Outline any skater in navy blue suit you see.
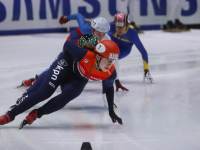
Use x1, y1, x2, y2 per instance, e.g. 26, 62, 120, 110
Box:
0, 35, 123, 128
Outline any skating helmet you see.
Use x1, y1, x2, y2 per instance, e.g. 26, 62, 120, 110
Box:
95, 40, 119, 60
78, 34, 99, 48
113, 12, 130, 27
91, 17, 110, 33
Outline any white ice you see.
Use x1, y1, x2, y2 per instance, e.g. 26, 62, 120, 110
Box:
0, 30, 200, 150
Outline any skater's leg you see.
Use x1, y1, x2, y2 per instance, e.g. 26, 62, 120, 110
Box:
8, 53, 72, 120
23, 71, 46, 95
18, 76, 88, 128
37, 76, 88, 118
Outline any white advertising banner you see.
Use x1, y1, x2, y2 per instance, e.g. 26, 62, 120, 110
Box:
0, 0, 200, 34
127, 0, 200, 25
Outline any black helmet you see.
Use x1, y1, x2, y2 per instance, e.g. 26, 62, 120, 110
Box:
78, 34, 99, 48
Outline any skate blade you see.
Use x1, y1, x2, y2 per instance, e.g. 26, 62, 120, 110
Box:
113, 103, 118, 108
182, 29, 190, 31
163, 29, 182, 32
137, 30, 144, 34
15, 85, 23, 89
24, 88, 29, 92
19, 119, 28, 130
15, 86, 29, 92
10, 104, 16, 109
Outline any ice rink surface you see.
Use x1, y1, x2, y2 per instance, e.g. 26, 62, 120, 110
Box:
0, 30, 200, 150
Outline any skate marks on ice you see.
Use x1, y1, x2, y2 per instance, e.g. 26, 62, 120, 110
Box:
119, 50, 200, 76
0, 63, 49, 76
0, 31, 200, 150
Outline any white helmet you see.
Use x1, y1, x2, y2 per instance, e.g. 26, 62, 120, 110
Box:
91, 17, 110, 33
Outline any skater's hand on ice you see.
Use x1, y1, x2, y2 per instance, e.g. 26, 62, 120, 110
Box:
109, 108, 123, 125
143, 69, 154, 84
115, 79, 129, 91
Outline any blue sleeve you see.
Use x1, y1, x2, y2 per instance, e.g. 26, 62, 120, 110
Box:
63, 41, 87, 61
68, 13, 92, 35
131, 28, 148, 63
103, 69, 117, 108
69, 30, 79, 44
109, 22, 116, 34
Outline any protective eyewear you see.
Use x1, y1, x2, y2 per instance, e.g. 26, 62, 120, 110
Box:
115, 26, 126, 29
100, 56, 116, 64
95, 31, 106, 36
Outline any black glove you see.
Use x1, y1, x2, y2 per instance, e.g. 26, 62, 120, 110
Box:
115, 79, 129, 91
59, 16, 68, 25
109, 108, 123, 125
143, 69, 154, 84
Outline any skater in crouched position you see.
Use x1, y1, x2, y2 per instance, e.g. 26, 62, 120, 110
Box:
0, 35, 122, 128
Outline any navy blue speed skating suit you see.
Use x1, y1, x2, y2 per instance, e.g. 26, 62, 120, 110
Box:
8, 41, 116, 120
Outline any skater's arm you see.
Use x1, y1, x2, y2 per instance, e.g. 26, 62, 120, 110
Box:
104, 69, 123, 124
103, 69, 117, 108
69, 30, 80, 44
63, 41, 88, 61
131, 28, 149, 70
109, 22, 117, 34
68, 13, 92, 35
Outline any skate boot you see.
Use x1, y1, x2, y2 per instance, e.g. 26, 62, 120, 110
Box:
175, 19, 190, 31
16, 74, 38, 88
0, 113, 12, 125
163, 21, 181, 32
115, 79, 129, 91
19, 109, 38, 129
